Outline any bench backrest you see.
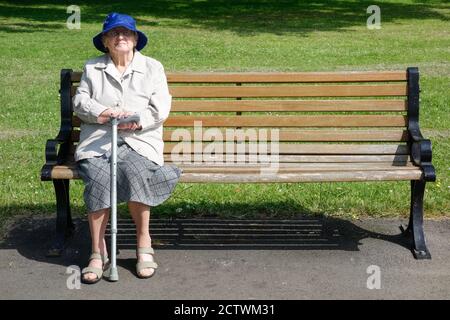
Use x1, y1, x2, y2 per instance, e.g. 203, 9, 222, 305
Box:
63, 68, 419, 165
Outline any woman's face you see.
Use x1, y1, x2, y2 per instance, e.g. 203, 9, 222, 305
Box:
102, 27, 138, 55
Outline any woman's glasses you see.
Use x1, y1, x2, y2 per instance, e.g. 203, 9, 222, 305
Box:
105, 29, 136, 38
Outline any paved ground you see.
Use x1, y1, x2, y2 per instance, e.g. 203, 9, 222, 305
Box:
0, 216, 449, 300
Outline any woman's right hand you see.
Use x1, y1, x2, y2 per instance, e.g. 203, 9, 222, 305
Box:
97, 108, 134, 124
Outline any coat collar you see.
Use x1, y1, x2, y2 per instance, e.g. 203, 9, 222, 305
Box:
94, 51, 146, 80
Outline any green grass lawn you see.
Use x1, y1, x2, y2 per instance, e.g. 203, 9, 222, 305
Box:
0, 0, 449, 233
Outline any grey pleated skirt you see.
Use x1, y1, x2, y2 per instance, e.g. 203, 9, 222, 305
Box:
77, 140, 182, 213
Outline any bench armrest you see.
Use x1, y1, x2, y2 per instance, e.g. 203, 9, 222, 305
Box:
41, 69, 75, 181
44, 136, 70, 165
41, 133, 72, 181
407, 67, 436, 182
408, 128, 435, 182
410, 128, 431, 164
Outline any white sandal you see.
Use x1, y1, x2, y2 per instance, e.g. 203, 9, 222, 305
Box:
136, 247, 158, 279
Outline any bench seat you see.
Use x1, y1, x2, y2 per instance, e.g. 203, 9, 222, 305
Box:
46, 162, 423, 183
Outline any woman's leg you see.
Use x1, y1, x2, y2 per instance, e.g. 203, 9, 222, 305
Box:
83, 208, 110, 282
128, 201, 155, 277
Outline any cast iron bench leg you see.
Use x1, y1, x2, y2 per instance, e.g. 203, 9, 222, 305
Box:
46, 179, 75, 257
402, 180, 431, 259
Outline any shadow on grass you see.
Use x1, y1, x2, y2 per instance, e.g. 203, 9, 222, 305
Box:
0, 201, 415, 270
0, 0, 448, 35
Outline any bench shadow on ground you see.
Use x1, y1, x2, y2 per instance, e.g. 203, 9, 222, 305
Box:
0, 202, 414, 273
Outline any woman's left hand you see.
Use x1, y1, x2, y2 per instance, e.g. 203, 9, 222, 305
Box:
118, 111, 142, 131
118, 121, 141, 131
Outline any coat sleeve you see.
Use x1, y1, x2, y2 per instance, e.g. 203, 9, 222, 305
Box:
138, 62, 172, 131
72, 65, 109, 124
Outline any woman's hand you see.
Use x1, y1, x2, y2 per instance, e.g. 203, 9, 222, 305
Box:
118, 120, 141, 131
97, 109, 141, 131
98, 108, 128, 124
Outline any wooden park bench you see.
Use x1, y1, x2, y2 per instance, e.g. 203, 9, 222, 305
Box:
41, 67, 435, 259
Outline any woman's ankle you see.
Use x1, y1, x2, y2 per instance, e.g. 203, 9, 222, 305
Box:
91, 243, 108, 258
136, 233, 152, 249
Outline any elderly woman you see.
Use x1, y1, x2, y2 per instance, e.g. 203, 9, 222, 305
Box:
73, 12, 181, 284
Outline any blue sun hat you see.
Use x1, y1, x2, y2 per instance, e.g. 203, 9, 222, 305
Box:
93, 12, 148, 53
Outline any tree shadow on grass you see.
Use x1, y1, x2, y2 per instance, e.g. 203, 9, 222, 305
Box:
0, 0, 448, 35
0, 201, 415, 270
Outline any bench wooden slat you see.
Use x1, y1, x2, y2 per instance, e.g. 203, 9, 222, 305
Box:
63, 152, 411, 165
167, 71, 407, 83
179, 163, 417, 173
164, 143, 409, 155
71, 84, 408, 98
164, 115, 407, 127
71, 72, 81, 82
51, 162, 417, 171
164, 129, 408, 142
179, 170, 422, 183
50, 166, 79, 179
70, 71, 408, 83
69, 87, 408, 112
171, 99, 407, 112
48, 163, 419, 181
170, 84, 407, 98
70, 129, 408, 143
177, 162, 416, 168
72, 115, 407, 128
68, 143, 409, 157
165, 154, 411, 163
72, 116, 80, 127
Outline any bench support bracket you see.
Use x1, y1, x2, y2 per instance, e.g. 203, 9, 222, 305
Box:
46, 179, 75, 257
401, 180, 431, 259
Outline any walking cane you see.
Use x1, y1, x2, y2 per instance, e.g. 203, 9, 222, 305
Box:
107, 113, 141, 282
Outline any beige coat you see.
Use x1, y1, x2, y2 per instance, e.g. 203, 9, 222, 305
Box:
72, 51, 172, 165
